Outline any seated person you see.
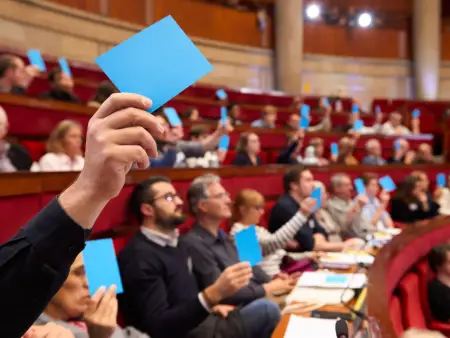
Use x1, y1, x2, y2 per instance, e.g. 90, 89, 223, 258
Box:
183, 174, 293, 304
326, 173, 373, 239
0, 54, 39, 94
332, 137, 358, 165
40, 67, 81, 103
148, 115, 180, 168
230, 189, 314, 277
302, 146, 319, 165
182, 107, 202, 122
0, 106, 32, 172
428, 244, 450, 322
390, 175, 439, 224
434, 174, 450, 216
380, 111, 419, 136
362, 139, 386, 165
227, 103, 243, 126
290, 95, 302, 110
413, 143, 437, 164
277, 131, 304, 165
308, 138, 329, 166
412, 170, 436, 208
285, 113, 300, 131
251, 105, 276, 128
119, 177, 281, 338
87, 81, 117, 108
360, 173, 393, 231
269, 166, 362, 251
333, 112, 354, 133
185, 124, 221, 168
34, 254, 147, 338
23, 323, 74, 338
387, 138, 415, 164
36, 120, 84, 172
307, 105, 332, 132
232, 132, 262, 166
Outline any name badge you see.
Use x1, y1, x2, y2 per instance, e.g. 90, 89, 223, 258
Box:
309, 220, 315, 229
187, 256, 193, 274
409, 203, 418, 211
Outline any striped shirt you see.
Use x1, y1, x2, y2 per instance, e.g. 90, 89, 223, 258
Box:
230, 211, 306, 277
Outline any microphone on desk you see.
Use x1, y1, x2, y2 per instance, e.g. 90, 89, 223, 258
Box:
335, 319, 349, 338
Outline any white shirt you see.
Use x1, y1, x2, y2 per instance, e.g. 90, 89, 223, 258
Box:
437, 188, 450, 216
380, 122, 411, 136
37, 153, 84, 172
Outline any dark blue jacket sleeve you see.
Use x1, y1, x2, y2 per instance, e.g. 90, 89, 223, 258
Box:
277, 142, 297, 164
150, 149, 177, 168
0, 198, 88, 338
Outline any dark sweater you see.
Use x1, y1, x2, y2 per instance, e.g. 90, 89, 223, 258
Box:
428, 278, 450, 322
390, 196, 439, 224
40, 89, 81, 104
277, 141, 298, 165
232, 152, 262, 166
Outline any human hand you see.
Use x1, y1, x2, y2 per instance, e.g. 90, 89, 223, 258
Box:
165, 126, 184, 143
343, 238, 365, 251
23, 323, 75, 338
357, 194, 369, 207
404, 150, 416, 164
213, 305, 236, 318
300, 197, 317, 216
217, 118, 234, 136
84, 285, 118, 338
379, 190, 391, 206
264, 278, 294, 295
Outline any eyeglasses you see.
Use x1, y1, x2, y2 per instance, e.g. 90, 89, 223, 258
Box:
151, 192, 181, 203
208, 192, 231, 200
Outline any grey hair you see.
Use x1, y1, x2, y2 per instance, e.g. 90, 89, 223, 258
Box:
187, 173, 221, 216
330, 173, 349, 192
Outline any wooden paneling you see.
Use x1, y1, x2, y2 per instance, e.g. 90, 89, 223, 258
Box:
304, 23, 410, 59
46, 0, 102, 14
304, 0, 412, 12
441, 20, 450, 60
108, 0, 147, 26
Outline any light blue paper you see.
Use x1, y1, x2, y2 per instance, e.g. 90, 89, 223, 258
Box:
330, 143, 338, 156
394, 139, 401, 150
325, 275, 348, 284
412, 109, 420, 118
27, 49, 46, 72
220, 106, 227, 126
95, 16, 213, 113
299, 114, 310, 129
379, 175, 397, 193
234, 225, 263, 267
354, 178, 366, 195
218, 135, 230, 150
58, 57, 72, 78
216, 89, 227, 100
352, 104, 359, 114
323, 98, 329, 107
301, 104, 310, 117
437, 173, 446, 188
353, 119, 364, 131
310, 187, 322, 211
82, 239, 123, 296
164, 107, 182, 127
376, 106, 381, 114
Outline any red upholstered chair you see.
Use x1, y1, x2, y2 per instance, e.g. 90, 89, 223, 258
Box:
259, 151, 267, 164
20, 140, 46, 162
389, 294, 404, 336
222, 150, 236, 166
261, 200, 276, 229
398, 272, 427, 330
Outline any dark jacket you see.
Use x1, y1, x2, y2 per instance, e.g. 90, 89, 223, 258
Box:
8, 142, 33, 170
232, 153, 262, 166
40, 89, 82, 104
390, 196, 439, 224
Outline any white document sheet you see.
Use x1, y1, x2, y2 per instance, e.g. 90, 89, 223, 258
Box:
284, 315, 336, 338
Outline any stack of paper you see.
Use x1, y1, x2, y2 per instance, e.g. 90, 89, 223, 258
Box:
320, 252, 374, 269
297, 271, 367, 289
286, 287, 355, 305
284, 315, 336, 338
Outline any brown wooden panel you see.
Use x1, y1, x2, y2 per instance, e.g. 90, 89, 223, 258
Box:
304, 23, 410, 59
154, 0, 273, 48
304, 0, 412, 12
46, 0, 102, 14
108, 0, 147, 26
441, 20, 450, 60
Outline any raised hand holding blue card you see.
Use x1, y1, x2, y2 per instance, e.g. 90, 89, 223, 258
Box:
354, 178, 366, 195
95, 16, 213, 113
379, 175, 397, 192
323, 98, 329, 107
164, 107, 182, 127
58, 57, 72, 78
82, 239, 123, 296
394, 139, 401, 150
412, 109, 420, 118
376, 106, 381, 114
218, 135, 230, 150
220, 106, 228, 126
216, 89, 227, 100
353, 119, 364, 131
352, 104, 359, 114
310, 187, 322, 211
331, 143, 338, 156
299, 114, 310, 129
27, 49, 46, 71
437, 173, 446, 188
234, 226, 263, 267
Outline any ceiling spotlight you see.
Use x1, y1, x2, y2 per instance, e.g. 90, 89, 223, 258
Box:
358, 12, 372, 28
306, 4, 321, 20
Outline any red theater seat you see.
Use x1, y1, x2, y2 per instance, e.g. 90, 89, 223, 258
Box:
20, 140, 46, 162
398, 272, 427, 329
389, 294, 404, 336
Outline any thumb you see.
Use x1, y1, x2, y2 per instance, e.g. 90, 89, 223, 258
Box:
90, 286, 107, 308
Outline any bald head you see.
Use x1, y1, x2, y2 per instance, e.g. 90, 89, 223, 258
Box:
0, 105, 8, 139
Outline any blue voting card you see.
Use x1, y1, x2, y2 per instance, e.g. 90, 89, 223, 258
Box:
376, 105, 381, 114
301, 104, 310, 117
323, 97, 329, 107
352, 104, 359, 114
58, 57, 72, 78
220, 106, 227, 126
95, 16, 213, 113
164, 107, 182, 127
353, 119, 364, 131
234, 225, 263, 267
394, 139, 401, 150
216, 89, 227, 100
218, 135, 230, 150
310, 187, 322, 211
325, 275, 348, 284
27, 49, 46, 72
299, 113, 310, 129
331, 142, 338, 156
379, 175, 397, 192
354, 178, 366, 195
82, 239, 123, 296
412, 109, 420, 118
437, 173, 446, 188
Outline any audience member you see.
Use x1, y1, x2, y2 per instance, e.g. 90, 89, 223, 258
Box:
380, 111, 419, 135
428, 244, 450, 322
333, 137, 358, 165
227, 103, 243, 126
360, 173, 393, 230
308, 106, 332, 132
120, 176, 279, 338
251, 105, 276, 128
0, 106, 32, 172
183, 174, 293, 304
390, 175, 439, 224
414, 143, 437, 164
291, 95, 302, 110
285, 113, 300, 131
186, 125, 221, 168
435, 174, 450, 216
35, 254, 148, 337
333, 112, 355, 133
362, 139, 386, 165
326, 173, 373, 239
40, 67, 81, 103
277, 131, 303, 165
23, 323, 75, 338
412, 170, 435, 205
0, 54, 39, 94
302, 146, 319, 165
232, 132, 262, 166
269, 166, 362, 251
149, 115, 179, 168
182, 107, 202, 122
87, 81, 117, 108
387, 138, 415, 164
37, 120, 84, 172
230, 189, 313, 277
308, 138, 329, 166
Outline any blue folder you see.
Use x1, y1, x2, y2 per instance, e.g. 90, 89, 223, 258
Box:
27, 49, 46, 71
234, 226, 263, 267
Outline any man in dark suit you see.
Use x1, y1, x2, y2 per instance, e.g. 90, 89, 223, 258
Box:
0, 93, 164, 337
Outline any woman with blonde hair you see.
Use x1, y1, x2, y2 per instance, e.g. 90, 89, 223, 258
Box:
37, 120, 84, 171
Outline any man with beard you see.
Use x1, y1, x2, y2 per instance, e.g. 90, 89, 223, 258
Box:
118, 177, 264, 338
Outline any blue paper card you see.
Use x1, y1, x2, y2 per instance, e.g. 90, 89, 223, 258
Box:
95, 16, 213, 113
216, 89, 227, 100
379, 175, 397, 192
234, 225, 263, 267
218, 135, 230, 150
352, 104, 359, 114
220, 106, 227, 126
301, 104, 310, 117
412, 109, 420, 118
58, 57, 72, 78
330, 143, 338, 156
27, 49, 46, 72
310, 187, 322, 211
354, 178, 366, 195
323, 98, 329, 107
164, 107, 182, 127
325, 275, 348, 284
437, 173, 446, 188
82, 239, 123, 296
376, 106, 381, 114
353, 119, 364, 131
299, 113, 310, 129
394, 139, 401, 150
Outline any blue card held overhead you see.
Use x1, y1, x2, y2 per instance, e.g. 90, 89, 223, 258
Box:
301, 104, 310, 117
218, 135, 230, 150
220, 106, 227, 126
376, 105, 381, 114
299, 113, 310, 129
216, 89, 227, 100
95, 16, 213, 113
310, 187, 322, 211
330, 142, 339, 156
82, 239, 123, 296
379, 175, 397, 193
323, 97, 330, 107
437, 173, 446, 188
234, 225, 263, 267
58, 57, 72, 78
354, 178, 366, 195
164, 107, 182, 127
352, 104, 359, 114
27, 49, 46, 72
412, 109, 420, 118
353, 119, 364, 132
